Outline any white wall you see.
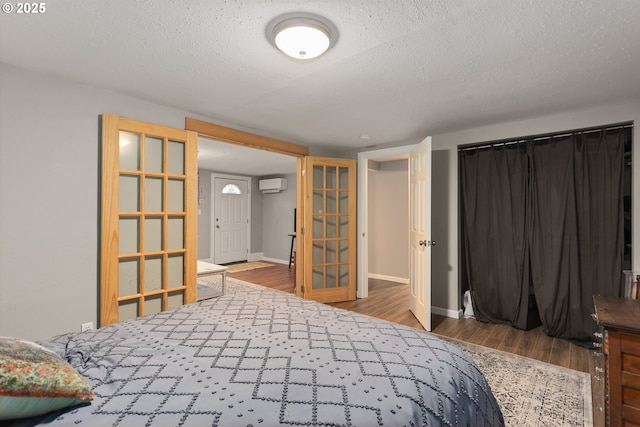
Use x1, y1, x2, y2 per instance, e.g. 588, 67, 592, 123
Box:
429, 100, 640, 314
367, 160, 409, 281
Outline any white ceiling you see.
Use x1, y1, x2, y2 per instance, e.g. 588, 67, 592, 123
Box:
1, 0, 639, 175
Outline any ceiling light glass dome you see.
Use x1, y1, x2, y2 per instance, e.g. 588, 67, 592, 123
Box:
267, 13, 338, 61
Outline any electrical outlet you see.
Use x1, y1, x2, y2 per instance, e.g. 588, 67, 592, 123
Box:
81, 322, 94, 332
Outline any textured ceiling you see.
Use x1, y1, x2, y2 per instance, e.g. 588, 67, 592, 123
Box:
1, 0, 639, 174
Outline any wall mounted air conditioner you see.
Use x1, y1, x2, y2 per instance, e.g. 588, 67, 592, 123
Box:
259, 178, 287, 193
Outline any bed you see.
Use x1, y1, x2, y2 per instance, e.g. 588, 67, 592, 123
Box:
4, 281, 504, 426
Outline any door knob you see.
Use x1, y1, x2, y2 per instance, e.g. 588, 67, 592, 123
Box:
419, 240, 427, 247
429, 240, 436, 246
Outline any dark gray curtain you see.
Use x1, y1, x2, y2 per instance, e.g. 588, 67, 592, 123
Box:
460, 127, 628, 341
529, 129, 627, 340
459, 144, 531, 329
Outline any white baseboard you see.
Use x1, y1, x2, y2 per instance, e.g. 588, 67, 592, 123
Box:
367, 273, 409, 285
432, 306, 463, 319
261, 256, 289, 265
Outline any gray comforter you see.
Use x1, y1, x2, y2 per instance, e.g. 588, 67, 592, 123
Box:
25, 285, 504, 426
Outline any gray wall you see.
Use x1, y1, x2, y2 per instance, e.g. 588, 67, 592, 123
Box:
261, 173, 297, 263
367, 160, 409, 280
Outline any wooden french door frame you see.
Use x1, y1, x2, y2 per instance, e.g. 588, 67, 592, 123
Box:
101, 114, 198, 326
296, 156, 357, 303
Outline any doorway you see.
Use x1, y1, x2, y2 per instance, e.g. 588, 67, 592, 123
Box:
356, 139, 433, 330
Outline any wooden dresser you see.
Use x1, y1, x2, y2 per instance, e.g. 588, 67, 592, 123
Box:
593, 295, 640, 426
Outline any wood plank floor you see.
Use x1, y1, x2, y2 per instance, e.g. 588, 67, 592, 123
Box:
228, 261, 602, 424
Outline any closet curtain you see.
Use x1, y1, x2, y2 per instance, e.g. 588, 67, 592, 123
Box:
460, 127, 629, 341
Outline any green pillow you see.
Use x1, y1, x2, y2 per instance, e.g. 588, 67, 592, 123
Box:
0, 337, 93, 420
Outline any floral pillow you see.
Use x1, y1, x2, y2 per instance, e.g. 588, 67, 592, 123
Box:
0, 337, 93, 420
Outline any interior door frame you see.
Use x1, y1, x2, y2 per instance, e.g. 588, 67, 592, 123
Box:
356, 144, 417, 298
210, 173, 252, 264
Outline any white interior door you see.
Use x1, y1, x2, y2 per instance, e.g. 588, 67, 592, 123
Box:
213, 177, 248, 264
409, 136, 432, 331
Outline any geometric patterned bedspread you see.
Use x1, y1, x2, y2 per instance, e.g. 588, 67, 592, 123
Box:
21, 285, 504, 426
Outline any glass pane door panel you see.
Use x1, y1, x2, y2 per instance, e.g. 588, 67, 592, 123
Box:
339, 240, 349, 262
312, 241, 324, 264
312, 216, 323, 238
119, 132, 140, 171
339, 216, 349, 237
326, 265, 336, 288
326, 166, 336, 189
313, 191, 324, 214
168, 141, 185, 175
326, 240, 336, 263
119, 218, 139, 254
326, 216, 337, 238
339, 265, 349, 287
168, 217, 184, 250
312, 267, 324, 289
118, 258, 139, 296
144, 256, 163, 292
168, 254, 184, 287
339, 167, 349, 189
339, 192, 348, 213
144, 295, 162, 315
145, 178, 164, 212
118, 299, 139, 322
313, 166, 324, 188
326, 191, 336, 213
120, 176, 139, 212
145, 137, 164, 173
168, 291, 184, 309
144, 217, 163, 252
168, 179, 184, 212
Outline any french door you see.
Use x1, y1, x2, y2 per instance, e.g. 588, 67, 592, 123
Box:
100, 114, 198, 326
296, 157, 356, 303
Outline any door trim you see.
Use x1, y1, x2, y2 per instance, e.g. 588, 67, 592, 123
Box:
210, 173, 252, 264
356, 144, 418, 298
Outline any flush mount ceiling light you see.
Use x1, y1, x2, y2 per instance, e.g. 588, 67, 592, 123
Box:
267, 13, 338, 61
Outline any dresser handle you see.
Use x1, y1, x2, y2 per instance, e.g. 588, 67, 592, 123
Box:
591, 313, 598, 321
595, 367, 604, 373
593, 342, 602, 349
593, 331, 603, 339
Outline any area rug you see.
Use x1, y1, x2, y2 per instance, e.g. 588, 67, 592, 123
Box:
197, 277, 593, 427
441, 336, 593, 427
225, 261, 274, 273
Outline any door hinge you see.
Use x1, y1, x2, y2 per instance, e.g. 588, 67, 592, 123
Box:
301, 285, 305, 294
301, 227, 305, 235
